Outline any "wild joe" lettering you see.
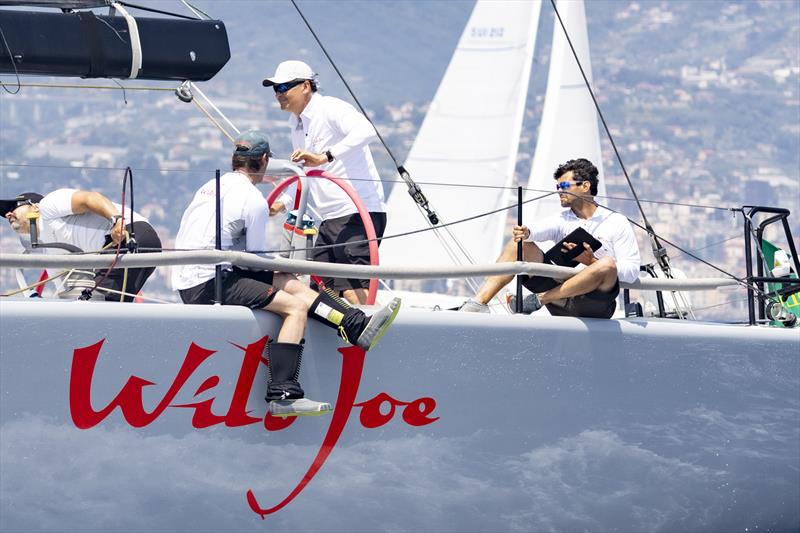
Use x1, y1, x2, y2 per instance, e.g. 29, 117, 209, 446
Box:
68, 337, 438, 518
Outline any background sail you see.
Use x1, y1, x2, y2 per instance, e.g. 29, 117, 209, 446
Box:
526, 0, 605, 224
381, 0, 541, 277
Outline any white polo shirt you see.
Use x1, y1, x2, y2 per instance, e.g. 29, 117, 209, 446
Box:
527, 206, 641, 284
36, 188, 146, 253
286, 92, 387, 221
171, 171, 270, 290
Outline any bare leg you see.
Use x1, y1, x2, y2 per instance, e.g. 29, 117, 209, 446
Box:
274, 273, 321, 307
539, 257, 618, 305
342, 287, 368, 305
263, 291, 309, 343
475, 240, 544, 304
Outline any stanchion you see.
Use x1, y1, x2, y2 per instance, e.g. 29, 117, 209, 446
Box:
516, 186, 523, 313
214, 169, 223, 305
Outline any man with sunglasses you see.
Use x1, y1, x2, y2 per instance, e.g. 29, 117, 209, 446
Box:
459, 158, 640, 319
1, 189, 161, 301
263, 60, 388, 305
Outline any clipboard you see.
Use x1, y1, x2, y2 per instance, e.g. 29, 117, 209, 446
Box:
543, 227, 603, 267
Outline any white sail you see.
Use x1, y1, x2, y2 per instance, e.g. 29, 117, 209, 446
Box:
526, 0, 606, 223
381, 0, 542, 275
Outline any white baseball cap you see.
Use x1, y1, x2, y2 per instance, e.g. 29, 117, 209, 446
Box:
262, 60, 315, 87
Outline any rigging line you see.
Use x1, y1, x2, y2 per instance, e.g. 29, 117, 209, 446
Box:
110, 78, 128, 104
246, 193, 554, 256
191, 97, 235, 142
0, 82, 175, 91
91, 285, 175, 303
0, 24, 21, 94
0, 158, 752, 214
179, 0, 211, 20
0, 162, 213, 174
289, 0, 440, 227
670, 235, 741, 259
691, 296, 751, 313
592, 198, 750, 289
288, 0, 400, 171
412, 199, 483, 294
0, 270, 68, 297
115, 1, 199, 20
549, 0, 669, 268
95, 16, 128, 44
188, 82, 240, 136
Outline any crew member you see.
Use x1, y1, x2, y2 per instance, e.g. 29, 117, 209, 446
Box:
263, 60, 388, 305
171, 130, 401, 418
459, 158, 640, 319
1, 189, 162, 301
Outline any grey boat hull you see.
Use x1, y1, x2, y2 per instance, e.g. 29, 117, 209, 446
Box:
1, 300, 798, 532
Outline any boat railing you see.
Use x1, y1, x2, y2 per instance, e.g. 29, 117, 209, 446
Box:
0, 249, 741, 293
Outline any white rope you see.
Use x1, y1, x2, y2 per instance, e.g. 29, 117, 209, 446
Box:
111, 2, 142, 79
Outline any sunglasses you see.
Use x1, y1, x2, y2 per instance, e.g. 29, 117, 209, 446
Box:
556, 180, 586, 191
273, 79, 306, 94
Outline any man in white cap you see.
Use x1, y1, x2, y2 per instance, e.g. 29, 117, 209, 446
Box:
263, 60, 388, 305
172, 130, 401, 418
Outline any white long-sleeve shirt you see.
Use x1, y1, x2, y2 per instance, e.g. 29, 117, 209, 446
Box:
285, 93, 387, 220
171, 172, 269, 290
527, 206, 641, 284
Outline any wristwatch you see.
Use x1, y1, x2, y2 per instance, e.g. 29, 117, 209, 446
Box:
324, 150, 334, 163
109, 215, 122, 226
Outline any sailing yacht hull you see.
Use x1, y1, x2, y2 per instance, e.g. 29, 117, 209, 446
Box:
1, 300, 797, 531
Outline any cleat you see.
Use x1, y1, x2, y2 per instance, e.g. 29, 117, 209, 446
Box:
457, 298, 490, 313
269, 398, 332, 418
506, 293, 542, 315
356, 297, 402, 351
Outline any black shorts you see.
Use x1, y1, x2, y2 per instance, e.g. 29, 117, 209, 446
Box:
312, 211, 387, 292
521, 276, 620, 319
96, 221, 161, 302
179, 267, 277, 309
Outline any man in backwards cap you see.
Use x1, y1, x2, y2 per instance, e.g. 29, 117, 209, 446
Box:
172, 130, 401, 418
1, 189, 161, 301
263, 60, 388, 305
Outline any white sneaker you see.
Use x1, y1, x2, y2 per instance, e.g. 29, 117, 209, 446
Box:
457, 298, 489, 313
269, 398, 332, 418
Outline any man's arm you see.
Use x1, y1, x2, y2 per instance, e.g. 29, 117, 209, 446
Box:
325, 100, 378, 159
290, 100, 377, 167
70, 190, 125, 244
611, 217, 641, 283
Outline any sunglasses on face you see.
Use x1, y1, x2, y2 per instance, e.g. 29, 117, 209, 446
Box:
273, 79, 306, 94
556, 180, 586, 191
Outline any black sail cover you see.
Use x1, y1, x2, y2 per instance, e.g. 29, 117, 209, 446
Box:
0, 7, 230, 81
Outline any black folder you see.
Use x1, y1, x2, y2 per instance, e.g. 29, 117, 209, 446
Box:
522, 227, 605, 293
543, 227, 603, 267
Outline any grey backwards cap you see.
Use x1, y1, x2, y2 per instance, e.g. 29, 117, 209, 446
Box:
233, 130, 272, 158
